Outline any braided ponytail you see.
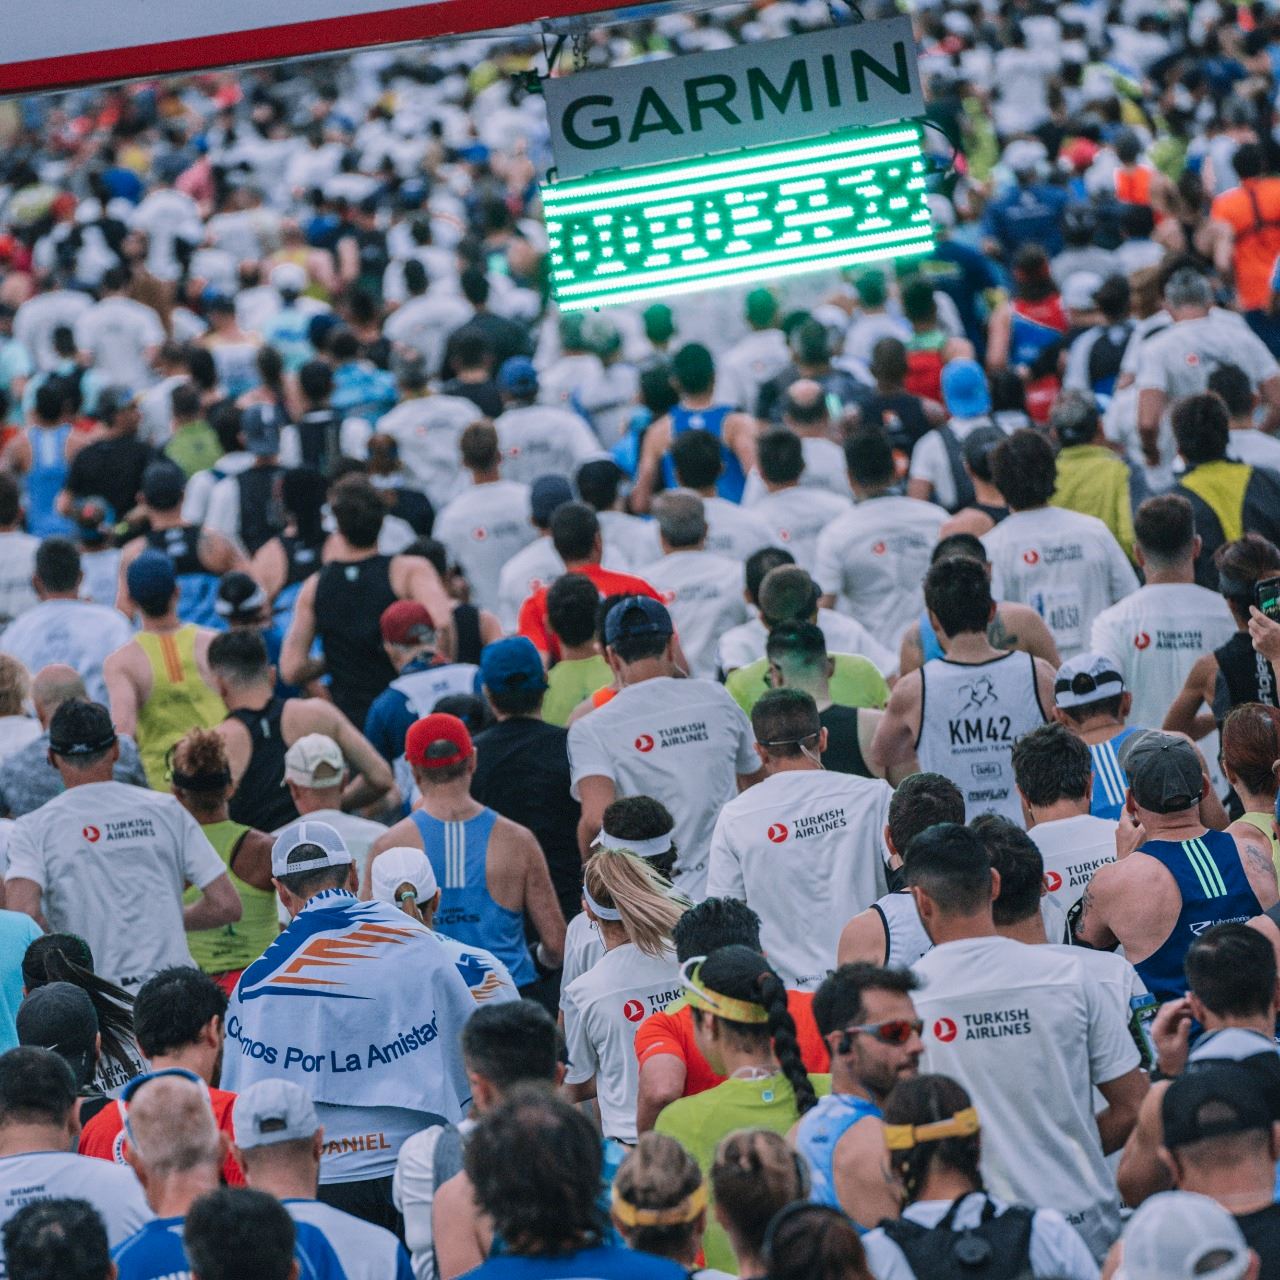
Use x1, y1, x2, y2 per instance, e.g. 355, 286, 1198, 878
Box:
756, 968, 818, 1116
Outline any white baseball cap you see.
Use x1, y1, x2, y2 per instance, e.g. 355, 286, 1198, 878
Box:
371, 847, 438, 906
1054, 652, 1125, 709
269, 262, 307, 294
284, 734, 344, 789
1117, 1191, 1252, 1280
232, 1079, 319, 1150
270, 820, 354, 878
1062, 271, 1104, 312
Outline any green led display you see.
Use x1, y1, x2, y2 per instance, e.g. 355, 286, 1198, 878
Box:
542, 123, 935, 312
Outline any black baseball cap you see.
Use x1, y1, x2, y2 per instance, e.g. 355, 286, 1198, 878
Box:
48, 700, 117, 758
604, 596, 673, 647
16, 982, 99, 1088
1162, 1062, 1273, 1149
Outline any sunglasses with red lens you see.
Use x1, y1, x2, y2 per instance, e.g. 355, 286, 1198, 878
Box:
845, 1018, 924, 1046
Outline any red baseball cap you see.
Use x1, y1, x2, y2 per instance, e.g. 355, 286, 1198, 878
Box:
405, 714, 473, 770
380, 600, 437, 646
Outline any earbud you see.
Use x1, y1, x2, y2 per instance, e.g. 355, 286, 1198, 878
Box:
837, 1032, 853, 1055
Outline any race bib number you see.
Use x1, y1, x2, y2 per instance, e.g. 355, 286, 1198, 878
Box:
1031, 589, 1084, 651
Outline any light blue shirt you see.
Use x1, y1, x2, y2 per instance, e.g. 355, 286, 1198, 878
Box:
0, 910, 47, 1051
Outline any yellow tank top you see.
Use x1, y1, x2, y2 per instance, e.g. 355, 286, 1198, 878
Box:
134, 626, 226, 789
1239, 810, 1280, 879
184, 819, 280, 974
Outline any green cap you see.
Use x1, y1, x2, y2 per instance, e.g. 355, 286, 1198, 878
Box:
745, 288, 778, 328
644, 303, 675, 344
856, 269, 887, 308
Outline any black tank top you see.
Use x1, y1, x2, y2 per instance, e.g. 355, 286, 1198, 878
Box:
280, 534, 322, 590
1214, 631, 1278, 723
976, 502, 1010, 526
314, 555, 398, 727
453, 603, 483, 666
235, 465, 285, 555
227, 698, 298, 831
146, 525, 203, 575
295, 409, 343, 475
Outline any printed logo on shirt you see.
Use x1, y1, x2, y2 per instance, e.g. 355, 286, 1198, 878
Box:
767, 823, 789, 843
1044, 871, 1063, 892
959, 676, 998, 712
472, 526, 488, 541
636, 722, 711, 750
1022, 549, 1040, 565
659, 590, 678, 604
80, 818, 156, 843
778, 528, 792, 542
623, 998, 645, 1022
635, 734, 655, 752
82, 825, 100, 842
933, 1017, 958, 1042
1143, 629, 1205, 650
1134, 632, 1151, 650
1059, 855, 1115, 888
1186, 352, 1200, 366
872, 540, 887, 555
953, 1008, 1033, 1040
781, 809, 849, 841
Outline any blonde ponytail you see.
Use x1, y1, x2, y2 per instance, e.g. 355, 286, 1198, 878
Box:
584, 848, 685, 958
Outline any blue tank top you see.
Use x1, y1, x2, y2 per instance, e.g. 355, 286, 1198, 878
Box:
1089, 728, 1139, 821
794, 1093, 882, 1227
26, 425, 74, 537
1134, 830, 1264, 1003
661, 404, 746, 502
410, 807, 536, 987
1009, 311, 1062, 369
918, 610, 945, 664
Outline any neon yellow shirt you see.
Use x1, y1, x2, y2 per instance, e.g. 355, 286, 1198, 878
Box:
543, 655, 612, 727
134, 626, 226, 788
726, 654, 889, 716
184, 820, 279, 974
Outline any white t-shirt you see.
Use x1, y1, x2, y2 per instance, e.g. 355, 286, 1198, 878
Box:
717, 608, 896, 677
862, 1193, 1099, 1280
742, 436, 855, 506
1135, 311, 1278, 403
0, 1150, 152, 1275
1228, 428, 1280, 469
707, 769, 893, 990
1029, 813, 1118, 919
702, 496, 774, 564
383, 292, 473, 377
597, 510, 660, 570
494, 404, 601, 488
910, 417, 1013, 513
561, 941, 682, 1143
982, 508, 1139, 659
568, 676, 757, 900
14, 291, 93, 371
137, 374, 186, 448
0, 719, 40, 764
0, 600, 133, 707
639, 550, 749, 680
0, 534, 38, 626
285, 1198, 410, 1280
1089, 583, 1235, 735
5, 781, 227, 990
912, 935, 1139, 1260
496, 537, 561, 634
73, 297, 165, 391
748, 486, 853, 574
717, 329, 790, 413
561, 910, 606, 991
130, 189, 203, 281
373, 395, 481, 510
434, 480, 536, 614
815, 495, 949, 648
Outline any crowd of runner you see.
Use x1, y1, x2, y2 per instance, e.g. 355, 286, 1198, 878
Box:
3, 0, 1280, 1277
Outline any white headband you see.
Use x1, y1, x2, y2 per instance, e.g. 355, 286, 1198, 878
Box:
591, 830, 673, 860
583, 883, 623, 921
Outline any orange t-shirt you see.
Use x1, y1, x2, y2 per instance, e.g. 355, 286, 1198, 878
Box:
634, 992, 829, 1096
517, 563, 662, 660
79, 1083, 245, 1186
1211, 177, 1280, 310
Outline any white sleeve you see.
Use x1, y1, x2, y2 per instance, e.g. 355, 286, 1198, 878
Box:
1029, 1209, 1101, 1280
203, 478, 241, 540
861, 1231, 918, 1280
73, 310, 95, 354
393, 1126, 443, 1280
1063, 332, 1093, 392
706, 810, 746, 901
729, 699, 760, 775
907, 434, 943, 487
561, 984, 598, 1085
1088, 606, 1126, 669
3, 819, 45, 890
813, 528, 844, 598
567, 717, 617, 797
1104, 534, 1140, 604
179, 807, 231, 891
1082, 959, 1141, 1085
1133, 339, 1167, 393
183, 471, 214, 525
341, 417, 372, 460
139, 306, 165, 348
1240, 329, 1280, 384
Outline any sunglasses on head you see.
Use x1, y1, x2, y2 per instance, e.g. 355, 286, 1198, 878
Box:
841, 1018, 923, 1046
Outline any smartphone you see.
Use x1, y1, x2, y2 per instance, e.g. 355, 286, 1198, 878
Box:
1256, 576, 1280, 621
1128, 994, 1158, 1072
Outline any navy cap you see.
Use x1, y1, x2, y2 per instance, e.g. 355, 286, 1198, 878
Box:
531, 475, 574, 527
604, 596, 674, 647
141, 461, 185, 510
498, 356, 539, 397
17, 982, 98, 1087
126, 550, 177, 611
478, 637, 548, 696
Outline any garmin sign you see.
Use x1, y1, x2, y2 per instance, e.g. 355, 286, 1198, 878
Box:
544, 17, 924, 179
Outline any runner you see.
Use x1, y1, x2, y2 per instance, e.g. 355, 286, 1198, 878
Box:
365, 713, 565, 994
871, 557, 1055, 821
707, 689, 893, 990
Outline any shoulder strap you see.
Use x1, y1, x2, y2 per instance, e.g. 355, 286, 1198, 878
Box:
1240, 184, 1280, 238
432, 1123, 465, 1187
453, 603, 482, 666
938, 427, 976, 512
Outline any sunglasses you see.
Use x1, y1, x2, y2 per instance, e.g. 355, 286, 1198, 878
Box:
117, 1067, 212, 1154
843, 1018, 924, 1046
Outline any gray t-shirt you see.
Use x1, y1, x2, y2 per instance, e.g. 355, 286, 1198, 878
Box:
1135, 311, 1278, 400
0, 733, 148, 819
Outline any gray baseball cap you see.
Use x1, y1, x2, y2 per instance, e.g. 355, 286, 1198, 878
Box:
1118, 731, 1203, 814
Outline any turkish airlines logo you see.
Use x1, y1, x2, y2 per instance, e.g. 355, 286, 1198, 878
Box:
871, 541, 887, 556
933, 1017, 958, 1043
1186, 352, 1200, 366
634, 734, 655, 753
659, 590, 677, 605
623, 999, 645, 1022
82, 826, 100, 843
1022, 549, 1040, 566
767, 823, 789, 843
1044, 871, 1063, 892
472, 527, 488, 541
1134, 632, 1151, 650
779, 528, 792, 542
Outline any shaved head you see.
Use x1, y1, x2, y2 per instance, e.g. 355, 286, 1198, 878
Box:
31, 666, 85, 723
782, 379, 827, 426
126, 1076, 221, 1176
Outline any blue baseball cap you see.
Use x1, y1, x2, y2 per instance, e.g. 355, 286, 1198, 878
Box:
478, 637, 548, 696
941, 359, 991, 419
604, 596, 673, 647
126, 550, 176, 611
498, 356, 539, 397
530, 475, 574, 527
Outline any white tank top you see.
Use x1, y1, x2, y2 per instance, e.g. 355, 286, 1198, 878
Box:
871, 890, 932, 969
916, 651, 1046, 827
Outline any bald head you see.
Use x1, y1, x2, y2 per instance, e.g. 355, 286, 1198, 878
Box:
654, 488, 707, 550
31, 666, 85, 726
782, 379, 827, 428
125, 1076, 222, 1178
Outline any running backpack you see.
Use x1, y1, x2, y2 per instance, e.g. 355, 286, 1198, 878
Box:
878, 1195, 1035, 1280
1087, 322, 1134, 406
938, 426, 977, 514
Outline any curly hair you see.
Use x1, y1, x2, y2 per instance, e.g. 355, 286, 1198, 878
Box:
170, 728, 232, 817
465, 1086, 604, 1256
